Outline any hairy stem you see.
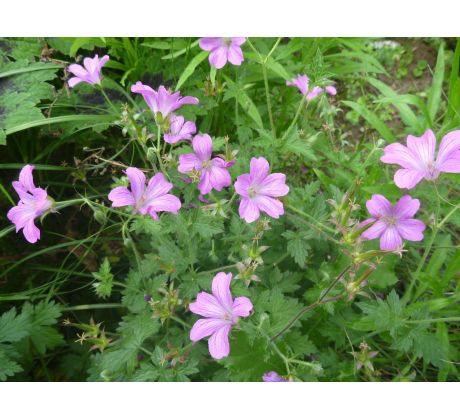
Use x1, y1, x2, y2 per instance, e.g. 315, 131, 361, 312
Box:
271, 265, 351, 341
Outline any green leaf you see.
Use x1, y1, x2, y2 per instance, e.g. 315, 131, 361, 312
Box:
0, 307, 30, 343
367, 77, 422, 131
175, 50, 208, 90
282, 230, 313, 268
223, 77, 263, 129
21, 301, 64, 354
0, 350, 23, 381
342, 100, 395, 141
0, 59, 59, 142
427, 43, 445, 122
4, 115, 114, 136
161, 40, 199, 60
92, 258, 114, 299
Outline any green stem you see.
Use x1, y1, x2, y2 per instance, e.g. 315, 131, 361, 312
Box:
198, 264, 237, 275
63, 303, 124, 311
99, 86, 118, 115
271, 267, 350, 342
155, 124, 168, 175
171, 315, 190, 329
405, 317, 460, 324
262, 63, 276, 138
282, 95, 308, 141
404, 185, 441, 301
286, 204, 336, 234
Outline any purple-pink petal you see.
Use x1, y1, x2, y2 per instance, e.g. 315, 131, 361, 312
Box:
234, 174, 251, 197
189, 292, 225, 318
108, 186, 135, 207
258, 173, 289, 197
199, 37, 222, 51
262, 371, 287, 382
250, 157, 270, 183
239, 197, 261, 223
254, 195, 285, 219
178, 153, 201, 173
148, 194, 181, 215
125, 167, 146, 203
361, 219, 387, 240
208, 324, 231, 359
192, 134, 213, 161
396, 219, 425, 241
211, 272, 234, 312
227, 45, 244, 66
190, 318, 226, 342
232, 297, 253, 317
437, 130, 460, 172
366, 194, 392, 218
393, 168, 425, 189
380, 226, 403, 250
393, 195, 420, 219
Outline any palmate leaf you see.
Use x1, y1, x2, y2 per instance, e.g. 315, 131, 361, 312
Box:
0, 307, 30, 343
0, 59, 59, 145
0, 350, 23, 381
92, 258, 114, 299
101, 313, 160, 376
221, 331, 281, 381
20, 301, 64, 355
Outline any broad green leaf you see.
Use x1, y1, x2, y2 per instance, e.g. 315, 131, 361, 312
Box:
427, 43, 445, 122
175, 50, 208, 90
367, 77, 422, 131
224, 77, 263, 129
342, 100, 395, 141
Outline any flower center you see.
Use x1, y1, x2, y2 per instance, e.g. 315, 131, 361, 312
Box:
248, 185, 258, 198
425, 160, 439, 179
223, 38, 233, 46
385, 215, 398, 226
202, 160, 212, 169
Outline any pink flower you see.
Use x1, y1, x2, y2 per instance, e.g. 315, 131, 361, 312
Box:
360, 194, 426, 250
164, 115, 196, 144
68, 54, 109, 88
234, 157, 289, 223
108, 167, 181, 220
178, 134, 232, 195
286, 74, 310, 96
325, 85, 337, 95
286, 74, 337, 100
380, 129, 460, 189
7, 165, 53, 243
189, 272, 253, 359
199, 37, 246, 69
262, 371, 287, 382
131, 82, 199, 119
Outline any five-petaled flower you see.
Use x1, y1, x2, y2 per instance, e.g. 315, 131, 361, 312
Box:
235, 157, 289, 223
131, 82, 199, 120
380, 129, 460, 189
262, 371, 287, 382
189, 272, 253, 359
108, 167, 181, 220
7, 165, 53, 244
360, 194, 426, 251
199, 38, 246, 69
286, 74, 337, 100
68, 54, 109, 88
178, 134, 232, 195
164, 115, 197, 144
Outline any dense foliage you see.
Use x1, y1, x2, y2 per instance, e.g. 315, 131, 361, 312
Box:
0, 37, 459, 382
